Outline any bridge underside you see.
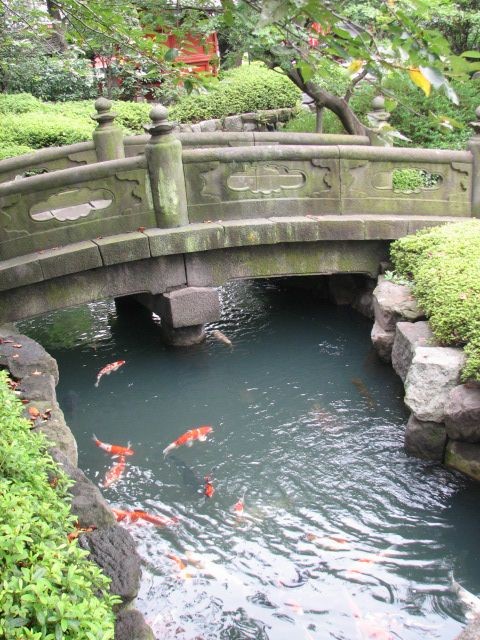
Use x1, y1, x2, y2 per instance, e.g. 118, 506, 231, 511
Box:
0, 215, 466, 323
0, 239, 389, 323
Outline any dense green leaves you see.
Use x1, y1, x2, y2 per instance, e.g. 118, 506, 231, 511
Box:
390, 221, 480, 381
0, 371, 119, 639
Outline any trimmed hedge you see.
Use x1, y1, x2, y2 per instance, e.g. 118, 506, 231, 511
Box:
169, 63, 301, 123
390, 221, 480, 381
0, 114, 94, 149
0, 144, 34, 160
0, 370, 119, 639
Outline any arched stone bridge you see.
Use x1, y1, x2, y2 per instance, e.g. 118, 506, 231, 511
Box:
0, 100, 479, 335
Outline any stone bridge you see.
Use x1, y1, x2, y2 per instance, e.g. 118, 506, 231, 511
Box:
0, 99, 479, 340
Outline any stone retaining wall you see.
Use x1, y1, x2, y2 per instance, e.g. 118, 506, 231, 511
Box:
371, 276, 480, 481
174, 107, 296, 133
0, 324, 154, 640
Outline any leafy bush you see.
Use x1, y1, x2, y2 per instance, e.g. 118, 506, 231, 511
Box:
390, 220, 480, 381
169, 63, 301, 123
3, 53, 97, 102
391, 168, 441, 192
0, 94, 44, 115
0, 114, 94, 149
0, 143, 34, 160
0, 370, 119, 639
386, 74, 480, 150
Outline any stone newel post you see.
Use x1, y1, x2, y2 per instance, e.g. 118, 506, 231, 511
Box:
144, 105, 188, 228
469, 105, 480, 218
91, 97, 125, 162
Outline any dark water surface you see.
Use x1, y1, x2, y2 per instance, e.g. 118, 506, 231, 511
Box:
20, 279, 480, 640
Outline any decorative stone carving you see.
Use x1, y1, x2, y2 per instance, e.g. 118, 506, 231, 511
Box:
226, 164, 306, 195
30, 188, 113, 222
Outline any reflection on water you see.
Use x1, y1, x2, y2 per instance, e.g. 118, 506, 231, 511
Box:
19, 279, 480, 640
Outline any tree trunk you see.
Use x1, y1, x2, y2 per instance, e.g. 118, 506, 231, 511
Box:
45, 0, 68, 52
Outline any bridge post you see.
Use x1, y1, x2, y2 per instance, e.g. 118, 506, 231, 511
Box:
91, 97, 125, 162
469, 105, 480, 218
144, 105, 189, 228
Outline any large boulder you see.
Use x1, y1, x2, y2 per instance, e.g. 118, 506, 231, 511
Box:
445, 440, 480, 482
372, 279, 424, 331
50, 448, 116, 529
445, 384, 480, 443
392, 321, 436, 383
0, 331, 59, 383
404, 414, 447, 461
79, 525, 142, 606
115, 609, 155, 640
371, 321, 395, 362
405, 347, 466, 423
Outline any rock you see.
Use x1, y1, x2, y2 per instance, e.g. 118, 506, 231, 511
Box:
30, 402, 78, 466
223, 115, 243, 132
160, 323, 206, 346
50, 448, 116, 529
454, 615, 480, 640
445, 440, 480, 482
160, 286, 221, 328
445, 384, 480, 443
352, 290, 374, 319
328, 274, 359, 306
0, 332, 59, 383
404, 414, 447, 461
405, 347, 466, 423
199, 119, 221, 132
17, 372, 57, 404
372, 279, 424, 331
79, 526, 141, 606
371, 320, 395, 362
115, 608, 155, 640
190, 123, 202, 133
392, 321, 436, 383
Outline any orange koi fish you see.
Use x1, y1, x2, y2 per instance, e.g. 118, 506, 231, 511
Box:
345, 545, 395, 579
163, 425, 213, 456
204, 475, 215, 499
102, 455, 126, 488
167, 553, 187, 571
94, 360, 125, 387
112, 508, 179, 527
92, 434, 135, 457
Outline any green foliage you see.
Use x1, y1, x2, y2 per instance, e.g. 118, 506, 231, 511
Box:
391, 168, 441, 192
0, 114, 94, 149
0, 143, 34, 160
0, 93, 44, 115
169, 63, 301, 123
387, 74, 480, 150
0, 370, 119, 639
2, 50, 97, 102
390, 221, 480, 381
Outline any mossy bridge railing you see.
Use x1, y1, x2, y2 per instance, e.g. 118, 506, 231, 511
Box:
0, 99, 479, 323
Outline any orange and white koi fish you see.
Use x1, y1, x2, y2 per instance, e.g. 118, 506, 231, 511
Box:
212, 330, 233, 348
167, 553, 194, 579
102, 455, 126, 488
204, 475, 215, 499
345, 591, 394, 640
92, 434, 135, 457
305, 533, 349, 551
232, 492, 246, 516
94, 360, 125, 387
163, 425, 213, 456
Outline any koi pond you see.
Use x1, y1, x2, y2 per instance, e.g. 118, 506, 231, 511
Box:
20, 279, 480, 640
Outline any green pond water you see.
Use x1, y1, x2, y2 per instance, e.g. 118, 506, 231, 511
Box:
19, 279, 480, 640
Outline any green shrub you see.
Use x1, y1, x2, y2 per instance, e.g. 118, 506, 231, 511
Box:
0, 370, 119, 639
0, 143, 34, 160
170, 63, 301, 123
0, 114, 94, 149
386, 74, 480, 150
111, 101, 151, 133
0, 94, 44, 115
390, 220, 480, 381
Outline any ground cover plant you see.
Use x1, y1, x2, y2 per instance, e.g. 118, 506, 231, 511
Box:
0, 370, 119, 639
390, 220, 480, 381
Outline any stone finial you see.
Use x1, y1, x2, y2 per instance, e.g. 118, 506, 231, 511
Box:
470, 105, 480, 138
91, 97, 118, 128
144, 104, 174, 138
367, 95, 391, 128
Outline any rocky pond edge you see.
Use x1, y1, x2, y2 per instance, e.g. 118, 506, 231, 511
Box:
0, 323, 154, 640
